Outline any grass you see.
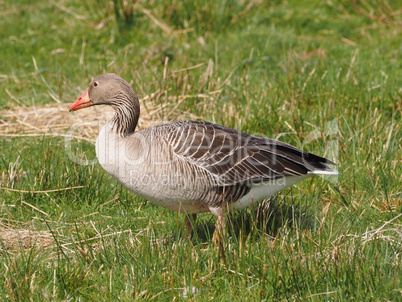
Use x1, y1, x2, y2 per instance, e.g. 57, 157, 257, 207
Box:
1, 0, 401, 300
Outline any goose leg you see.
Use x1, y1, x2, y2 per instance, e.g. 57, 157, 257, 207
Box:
208, 207, 228, 263
209, 206, 227, 244
185, 213, 197, 240
212, 215, 226, 244
212, 215, 227, 265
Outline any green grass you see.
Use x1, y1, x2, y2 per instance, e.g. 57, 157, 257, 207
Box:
1, 0, 401, 300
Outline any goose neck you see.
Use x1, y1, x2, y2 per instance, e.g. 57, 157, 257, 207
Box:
110, 96, 139, 137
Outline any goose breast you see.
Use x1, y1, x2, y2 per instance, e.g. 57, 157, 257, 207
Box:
96, 121, 217, 213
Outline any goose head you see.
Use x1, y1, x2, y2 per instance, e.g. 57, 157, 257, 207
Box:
69, 73, 140, 136
69, 73, 138, 112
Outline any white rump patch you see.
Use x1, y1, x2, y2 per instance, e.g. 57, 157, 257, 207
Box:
229, 175, 311, 211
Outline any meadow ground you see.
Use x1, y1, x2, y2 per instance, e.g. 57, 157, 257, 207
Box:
0, 0, 401, 300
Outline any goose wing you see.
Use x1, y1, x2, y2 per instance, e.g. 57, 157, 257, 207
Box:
161, 121, 335, 186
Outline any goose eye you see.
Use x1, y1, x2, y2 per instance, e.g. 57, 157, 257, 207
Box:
93, 81, 99, 87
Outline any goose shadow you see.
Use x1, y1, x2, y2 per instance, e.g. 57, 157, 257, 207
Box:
188, 195, 316, 243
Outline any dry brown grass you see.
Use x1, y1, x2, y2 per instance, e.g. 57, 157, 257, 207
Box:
0, 224, 136, 256
0, 229, 55, 253
0, 92, 200, 142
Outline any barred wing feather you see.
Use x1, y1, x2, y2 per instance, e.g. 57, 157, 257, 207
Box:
160, 121, 335, 186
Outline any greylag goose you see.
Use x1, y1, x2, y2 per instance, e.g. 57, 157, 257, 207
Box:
69, 73, 338, 238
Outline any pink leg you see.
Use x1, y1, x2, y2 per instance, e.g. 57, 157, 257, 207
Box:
209, 207, 227, 244
213, 215, 226, 243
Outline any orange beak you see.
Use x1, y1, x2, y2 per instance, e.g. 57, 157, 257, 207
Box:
69, 88, 93, 111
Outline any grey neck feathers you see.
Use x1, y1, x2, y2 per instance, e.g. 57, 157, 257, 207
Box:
109, 91, 140, 137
